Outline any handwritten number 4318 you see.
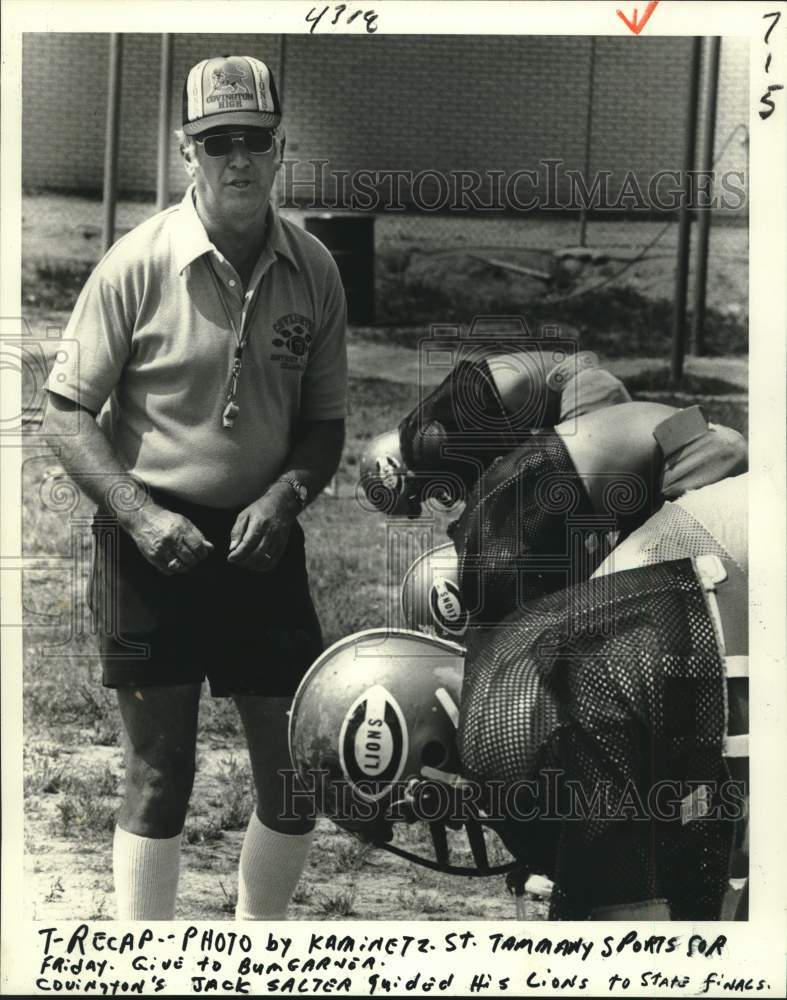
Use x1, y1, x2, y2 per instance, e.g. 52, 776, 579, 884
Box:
306, 5, 378, 33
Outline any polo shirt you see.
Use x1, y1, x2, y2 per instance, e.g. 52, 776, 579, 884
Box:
47, 187, 348, 508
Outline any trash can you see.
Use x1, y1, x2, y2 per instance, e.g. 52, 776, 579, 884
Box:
304, 213, 375, 325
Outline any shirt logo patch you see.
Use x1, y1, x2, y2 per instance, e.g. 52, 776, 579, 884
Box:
271, 314, 313, 370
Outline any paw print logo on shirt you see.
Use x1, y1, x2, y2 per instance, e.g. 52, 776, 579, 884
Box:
272, 313, 314, 358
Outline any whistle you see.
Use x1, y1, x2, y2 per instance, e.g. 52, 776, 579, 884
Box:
222, 401, 239, 429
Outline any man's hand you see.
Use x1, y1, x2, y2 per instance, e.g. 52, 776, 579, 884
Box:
227, 483, 299, 572
122, 503, 214, 575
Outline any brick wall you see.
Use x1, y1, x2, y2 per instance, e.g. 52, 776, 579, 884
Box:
22, 33, 282, 196
22, 32, 748, 214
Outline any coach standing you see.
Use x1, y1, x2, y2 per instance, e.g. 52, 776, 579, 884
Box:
44, 55, 347, 920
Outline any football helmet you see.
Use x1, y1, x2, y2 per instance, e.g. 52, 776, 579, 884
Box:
400, 542, 468, 642
359, 428, 463, 517
288, 628, 514, 876
359, 349, 631, 516
358, 429, 424, 517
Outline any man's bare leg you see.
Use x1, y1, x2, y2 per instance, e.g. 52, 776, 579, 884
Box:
233, 694, 315, 920
113, 683, 202, 918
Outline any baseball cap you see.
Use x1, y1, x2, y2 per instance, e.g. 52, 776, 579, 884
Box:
182, 56, 281, 136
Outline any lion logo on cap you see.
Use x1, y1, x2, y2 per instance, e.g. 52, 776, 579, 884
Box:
208, 60, 253, 99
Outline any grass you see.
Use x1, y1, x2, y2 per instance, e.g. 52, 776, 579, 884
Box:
625, 368, 744, 396
290, 883, 312, 905
44, 877, 65, 904
317, 887, 357, 917
373, 246, 747, 356
52, 789, 117, 839
26, 756, 122, 840
74, 685, 120, 746
201, 699, 243, 742
218, 881, 238, 914
24, 259, 95, 311
331, 838, 373, 873
24, 676, 119, 746
396, 889, 447, 915
24, 755, 66, 797
216, 755, 255, 831
184, 816, 225, 845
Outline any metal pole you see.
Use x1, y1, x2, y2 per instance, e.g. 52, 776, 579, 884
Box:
691, 36, 721, 357
578, 37, 596, 248
102, 33, 123, 254
278, 33, 287, 103
156, 33, 174, 213
274, 34, 287, 208
670, 36, 702, 385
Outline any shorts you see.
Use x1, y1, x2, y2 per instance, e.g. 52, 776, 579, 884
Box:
89, 488, 323, 697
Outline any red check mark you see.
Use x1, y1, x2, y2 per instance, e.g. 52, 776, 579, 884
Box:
617, 0, 660, 35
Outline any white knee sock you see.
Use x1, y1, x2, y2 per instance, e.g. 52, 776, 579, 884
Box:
112, 826, 182, 920
236, 812, 314, 920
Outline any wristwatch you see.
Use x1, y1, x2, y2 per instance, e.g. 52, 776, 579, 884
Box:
277, 473, 309, 510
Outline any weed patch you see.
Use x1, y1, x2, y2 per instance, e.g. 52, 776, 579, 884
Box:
218, 881, 237, 915
317, 887, 357, 917
46, 765, 120, 839
184, 817, 225, 845
200, 699, 242, 742
44, 877, 65, 904
397, 889, 447, 915
332, 839, 372, 873
24, 756, 66, 797
290, 883, 312, 905
52, 791, 116, 839
216, 755, 255, 831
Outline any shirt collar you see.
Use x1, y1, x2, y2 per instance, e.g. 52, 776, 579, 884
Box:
171, 185, 299, 274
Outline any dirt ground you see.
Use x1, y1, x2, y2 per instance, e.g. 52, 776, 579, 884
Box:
24, 738, 543, 923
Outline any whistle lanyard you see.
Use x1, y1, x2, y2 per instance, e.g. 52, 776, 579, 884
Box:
206, 258, 263, 429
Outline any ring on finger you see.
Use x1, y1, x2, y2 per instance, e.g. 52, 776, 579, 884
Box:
167, 557, 182, 570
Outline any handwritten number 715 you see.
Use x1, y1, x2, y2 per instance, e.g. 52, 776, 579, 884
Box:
306, 5, 378, 33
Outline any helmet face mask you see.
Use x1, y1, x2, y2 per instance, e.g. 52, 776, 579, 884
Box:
359, 429, 463, 518
359, 430, 421, 516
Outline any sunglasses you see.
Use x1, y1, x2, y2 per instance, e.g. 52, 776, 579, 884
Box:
194, 130, 275, 157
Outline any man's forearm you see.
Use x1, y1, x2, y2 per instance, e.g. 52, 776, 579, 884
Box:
43, 391, 146, 525
225, 417, 346, 569
44, 391, 215, 572
273, 418, 345, 509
